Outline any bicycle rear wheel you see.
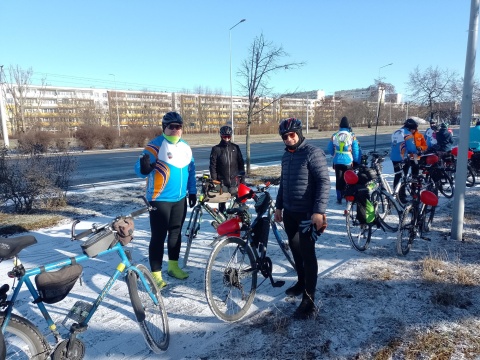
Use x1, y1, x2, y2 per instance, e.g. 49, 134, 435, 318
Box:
127, 264, 169, 352
397, 205, 417, 256
183, 207, 201, 268
346, 201, 372, 252
204, 237, 257, 322
270, 221, 296, 271
371, 190, 401, 232
0, 312, 50, 360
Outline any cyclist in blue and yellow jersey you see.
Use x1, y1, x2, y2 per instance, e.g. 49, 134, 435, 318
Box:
327, 116, 361, 204
391, 118, 419, 201
134, 111, 197, 289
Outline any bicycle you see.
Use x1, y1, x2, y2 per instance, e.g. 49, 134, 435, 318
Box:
0, 199, 169, 359
450, 146, 476, 187
397, 175, 439, 256
204, 181, 295, 322
182, 174, 236, 268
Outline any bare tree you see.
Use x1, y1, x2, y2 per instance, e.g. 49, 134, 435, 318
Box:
238, 33, 305, 173
4, 65, 33, 133
407, 66, 459, 121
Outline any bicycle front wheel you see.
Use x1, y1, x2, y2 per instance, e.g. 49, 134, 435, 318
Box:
371, 190, 401, 232
397, 205, 417, 256
204, 237, 257, 322
127, 264, 169, 352
270, 221, 296, 271
0, 312, 50, 360
183, 207, 201, 268
346, 201, 372, 252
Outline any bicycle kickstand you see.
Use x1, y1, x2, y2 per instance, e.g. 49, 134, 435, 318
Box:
269, 274, 285, 288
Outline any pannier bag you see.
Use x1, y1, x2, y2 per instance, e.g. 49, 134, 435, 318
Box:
250, 217, 270, 248
345, 185, 375, 225
357, 166, 377, 186
112, 216, 135, 245
35, 264, 83, 304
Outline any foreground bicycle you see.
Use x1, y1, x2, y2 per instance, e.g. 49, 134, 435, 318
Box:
0, 200, 169, 359
204, 182, 295, 322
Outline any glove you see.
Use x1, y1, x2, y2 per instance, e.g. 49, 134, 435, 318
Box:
140, 154, 156, 175
188, 194, 197, 208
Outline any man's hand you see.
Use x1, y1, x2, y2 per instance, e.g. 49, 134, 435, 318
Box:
311, 213, 327, 234
188, 194, 197, 208
140, 154, 156, 175
274, 209, 283, 223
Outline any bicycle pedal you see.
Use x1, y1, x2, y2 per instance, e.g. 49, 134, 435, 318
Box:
272, 280, 285, 288
62, 300, 93, 329
420, 236, 431, 241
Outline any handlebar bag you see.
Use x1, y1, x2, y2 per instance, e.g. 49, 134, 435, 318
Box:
35, 264, 83, 304
81, 229, 116, 257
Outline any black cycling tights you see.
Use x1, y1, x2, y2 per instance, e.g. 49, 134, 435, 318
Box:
282, 210, 318, 297
148, 198, 187, 272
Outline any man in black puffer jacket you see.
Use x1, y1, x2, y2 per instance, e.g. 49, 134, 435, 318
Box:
274, 118, 330, 320
209, 125, 245, 213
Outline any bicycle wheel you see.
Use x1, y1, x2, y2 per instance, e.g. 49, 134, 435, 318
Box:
437, 170, 454, 198
183, 207, 201, 268
204, 237, 257, 322
345, 201, 372, 252
270, 221, 296, 271
371, 190, 401, 232
397, 205, 417, 256
0, 312, 50, 360
127, 264, 169, 352
466, 164, 476, 188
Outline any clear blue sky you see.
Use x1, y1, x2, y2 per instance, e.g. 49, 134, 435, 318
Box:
0, 1, 476, 100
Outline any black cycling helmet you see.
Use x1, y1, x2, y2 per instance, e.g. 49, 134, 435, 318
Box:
440, 122, 448, 129
162, 111, 183, 129
403, 118, 418, 130
220, 125, 233, 136
278, 118, 302, 136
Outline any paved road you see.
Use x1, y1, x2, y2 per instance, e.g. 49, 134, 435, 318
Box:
70, 133, 394, 187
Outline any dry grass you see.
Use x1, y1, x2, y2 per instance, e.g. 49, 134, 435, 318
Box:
422, 252, 480, 286
0, 212, 66, 235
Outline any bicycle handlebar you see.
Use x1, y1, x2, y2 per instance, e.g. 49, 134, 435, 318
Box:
71, 196, 155, 241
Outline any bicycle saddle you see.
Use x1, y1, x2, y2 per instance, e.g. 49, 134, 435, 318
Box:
0, 235, 37, 260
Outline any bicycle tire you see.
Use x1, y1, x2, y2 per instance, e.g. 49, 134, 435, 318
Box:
204, 237, 257, 322
183, 207, 201, 268
371, 190, 401, 232
345, 201, 372, 252
0, 312, 50, 360
466, 164, 476, 187
422, 204, 436, 233
127, 264, 169, 352
437, 169, 454, 198
270, 221, 296, 271
397, 204, 417, 256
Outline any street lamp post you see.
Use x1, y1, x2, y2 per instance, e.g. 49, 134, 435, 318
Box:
378, 62, 393, 80
109, 73, 121, 137
229, 18, 246, 142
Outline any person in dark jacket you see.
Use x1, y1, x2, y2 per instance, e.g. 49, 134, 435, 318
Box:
274, 118, 330, 320
435, 122, 454, 152
209, 125, 245, 213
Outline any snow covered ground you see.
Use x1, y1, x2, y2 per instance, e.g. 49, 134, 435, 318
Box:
2, 160, 479, 359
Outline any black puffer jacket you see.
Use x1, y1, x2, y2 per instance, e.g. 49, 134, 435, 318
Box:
209, 140, 245, 187
276, 139, 330, 214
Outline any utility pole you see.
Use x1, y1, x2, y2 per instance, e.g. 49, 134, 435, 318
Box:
0, 65, 9, 148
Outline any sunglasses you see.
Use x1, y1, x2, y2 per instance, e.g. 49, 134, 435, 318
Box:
281, 132, 296, 140
167, 124, 183, 130
221, 135, 231, 139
